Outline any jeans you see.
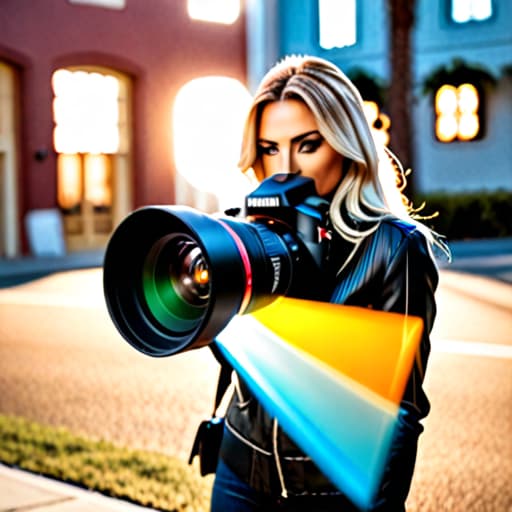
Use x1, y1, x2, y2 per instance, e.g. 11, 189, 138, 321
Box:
210, 459, 360, 512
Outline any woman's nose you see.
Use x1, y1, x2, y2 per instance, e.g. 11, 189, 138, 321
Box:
277, 149, 295, 174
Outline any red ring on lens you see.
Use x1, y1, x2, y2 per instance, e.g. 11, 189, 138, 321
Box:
218, 220, 252, 314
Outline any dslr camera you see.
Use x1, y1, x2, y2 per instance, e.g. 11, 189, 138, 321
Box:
103, 173, 333, 357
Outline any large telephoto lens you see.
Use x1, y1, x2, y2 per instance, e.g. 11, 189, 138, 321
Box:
104, 174, 330, 358
103, 205, 293, 357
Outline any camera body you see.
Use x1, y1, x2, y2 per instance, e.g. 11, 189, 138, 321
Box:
103, 173, 333, 357
243, 172, 330, 267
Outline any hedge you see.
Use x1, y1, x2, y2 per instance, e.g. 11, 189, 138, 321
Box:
412, 189, 512, 240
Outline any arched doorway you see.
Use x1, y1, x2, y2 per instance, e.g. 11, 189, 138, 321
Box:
52, 66, 133, 252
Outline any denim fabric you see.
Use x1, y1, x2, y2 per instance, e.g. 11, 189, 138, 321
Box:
211, 459, 361, 512
211, 459, 269, 512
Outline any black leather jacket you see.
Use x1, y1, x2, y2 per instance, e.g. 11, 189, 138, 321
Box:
219, 217, 439, 502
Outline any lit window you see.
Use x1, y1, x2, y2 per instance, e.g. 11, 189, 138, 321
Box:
56, 153, 112, 211
319, 0, 356, 49
52, 69, 120, 154
57, 154, 83, 210
84, 154, 112, 208
363, 101, 390, 147
435, 83, 481, 142
188, 0, 240, 24
53, 68, 120, 215
451, 0, 492, 23
68, 0, 125, 9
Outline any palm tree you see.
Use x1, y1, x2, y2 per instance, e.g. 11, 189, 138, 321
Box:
387, 0, 415, 195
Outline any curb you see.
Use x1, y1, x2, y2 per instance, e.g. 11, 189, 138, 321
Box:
0, 463, 157, 511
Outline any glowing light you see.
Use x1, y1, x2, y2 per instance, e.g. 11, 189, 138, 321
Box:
458, 113, 480, 141
435, 83, 481, 142
173, 76, 252, 206
68, 0, 125, 9
319, 0, 356, 49
52, 69, 120, 154
458, 83, 479, 112
363, 101, 379, 125
452, 0, 492, 23
363, 101, 390, 147
194, 267, 209, 286
251, 297, 422, 403
57, 154, 82, 210
436, 115, 458, 142
215, 297, 423, 510
187, 0, 240, 24
435, 85, 458, 114
84, 154, 112, 207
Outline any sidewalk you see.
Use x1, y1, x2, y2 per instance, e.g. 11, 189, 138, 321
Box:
0, 463, 158, 512
0, 249, 105, 288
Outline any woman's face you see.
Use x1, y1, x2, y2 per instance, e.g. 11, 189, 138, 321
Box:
257, 99, 344, 196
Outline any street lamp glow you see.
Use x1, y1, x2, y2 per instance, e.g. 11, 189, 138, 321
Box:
173, 76, 252, 208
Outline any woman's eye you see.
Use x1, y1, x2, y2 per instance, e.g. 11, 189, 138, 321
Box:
299, 139, 322, 153
258, 144, 278, 156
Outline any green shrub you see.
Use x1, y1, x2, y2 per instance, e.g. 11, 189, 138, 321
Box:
412, 190, 512, 240
0, 414, 213, 511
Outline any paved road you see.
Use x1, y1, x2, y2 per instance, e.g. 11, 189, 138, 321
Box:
0, 268, 511, 511
0, 270, 219, 461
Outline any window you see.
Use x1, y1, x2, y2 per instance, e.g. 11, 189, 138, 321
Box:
187, 0, 240, 24
451, 0, 492, 23
53, 69, 120, 154
68, 0, 125, 9
435, 83, 481, 142
52, 67, 132, 251
318, 0, 357, 49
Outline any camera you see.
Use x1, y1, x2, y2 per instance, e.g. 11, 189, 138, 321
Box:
103, 173, 333, 357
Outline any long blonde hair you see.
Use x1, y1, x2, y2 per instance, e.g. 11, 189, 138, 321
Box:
239, 55, 447, 254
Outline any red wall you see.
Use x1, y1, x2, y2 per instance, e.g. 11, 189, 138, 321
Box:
0, 0, 247, 220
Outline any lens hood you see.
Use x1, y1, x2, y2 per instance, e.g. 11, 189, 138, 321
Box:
103, 206, 249, 356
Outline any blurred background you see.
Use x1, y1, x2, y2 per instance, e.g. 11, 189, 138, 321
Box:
0, 1, 511, 511
0, 0, 510, 263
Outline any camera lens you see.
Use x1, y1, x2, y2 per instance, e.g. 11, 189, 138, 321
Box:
103, 175, 327, 358
103, 206, 257, 357
142, 234, 211, 335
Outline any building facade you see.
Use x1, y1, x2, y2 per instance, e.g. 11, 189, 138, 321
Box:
1, 0, 510, 258
247, 0, 512, 194
0, 0, 246, 257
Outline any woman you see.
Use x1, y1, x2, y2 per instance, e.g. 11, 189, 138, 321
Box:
211, 55, 449, 512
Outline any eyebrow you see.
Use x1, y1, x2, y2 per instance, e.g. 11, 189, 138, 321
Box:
258, 130, 322, 145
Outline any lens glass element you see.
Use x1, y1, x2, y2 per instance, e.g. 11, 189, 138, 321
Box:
142, 234, 210, 334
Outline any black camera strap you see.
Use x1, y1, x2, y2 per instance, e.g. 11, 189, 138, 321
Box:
209, 341, 232, 417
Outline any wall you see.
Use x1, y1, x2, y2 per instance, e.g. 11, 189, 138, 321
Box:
413, 0, 512, 193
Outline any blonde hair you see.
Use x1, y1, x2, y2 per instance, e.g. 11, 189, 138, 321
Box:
239, 55, 447, 254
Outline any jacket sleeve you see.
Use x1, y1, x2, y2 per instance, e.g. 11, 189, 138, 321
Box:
379, 227, 439, 418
